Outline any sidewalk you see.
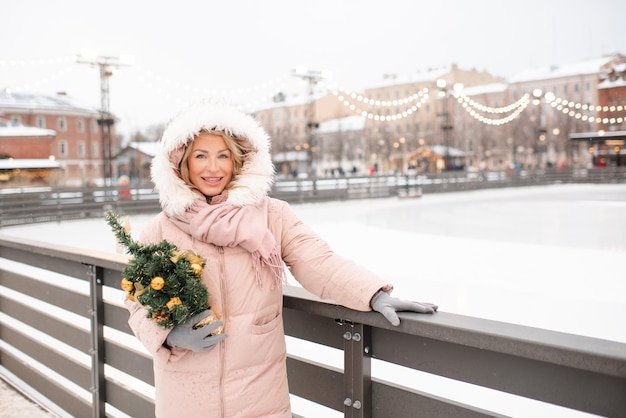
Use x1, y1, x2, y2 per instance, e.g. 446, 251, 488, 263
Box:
0, 378, 57, 417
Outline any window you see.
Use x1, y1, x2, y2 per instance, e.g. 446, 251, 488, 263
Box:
36, 116, 46, 128
92, 143, 99, 158
10, 115, 21, 125
58, 117, 67, 131
78, 141, 86, 157
59, 141, 68, 157
91, 119, 98, 133
77, 119, 85, 133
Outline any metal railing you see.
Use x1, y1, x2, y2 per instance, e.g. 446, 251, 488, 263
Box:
1, 235, 625, 417
1, 167, 625, 228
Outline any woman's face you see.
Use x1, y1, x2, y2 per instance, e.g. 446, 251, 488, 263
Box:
187, 133, 234, 197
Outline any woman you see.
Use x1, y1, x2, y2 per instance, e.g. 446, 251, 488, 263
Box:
126, 101, 437, 417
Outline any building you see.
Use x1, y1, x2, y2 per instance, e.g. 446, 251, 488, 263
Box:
0, 121, 62, 185
256, 64, 506, 174
114, 141, 159, 185
0, 91, 117, 186
507, 54, 626, 168
252, 55, 626, 174
4, 54, 624, 186
316, 115, 366, 176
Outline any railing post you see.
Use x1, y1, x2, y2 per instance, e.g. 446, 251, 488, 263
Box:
88, 264, 106, 418
341, 321, 371, 418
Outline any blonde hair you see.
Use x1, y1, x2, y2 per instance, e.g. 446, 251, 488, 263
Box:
178, 131, 247, 192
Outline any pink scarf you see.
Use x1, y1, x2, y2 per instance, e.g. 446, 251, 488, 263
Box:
169, 197, 284, 288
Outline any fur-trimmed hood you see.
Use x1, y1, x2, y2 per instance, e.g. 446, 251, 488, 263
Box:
151, 102, 275, 216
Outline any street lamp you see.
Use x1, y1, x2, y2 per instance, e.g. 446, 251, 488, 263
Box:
436, 79, 463, 171
77, 50, 133, 184
292, 66, 332, 177
531, 88, 547, 169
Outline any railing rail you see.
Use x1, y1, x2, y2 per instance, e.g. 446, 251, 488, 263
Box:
2, 167, 625, 227
1, 235, 625, 417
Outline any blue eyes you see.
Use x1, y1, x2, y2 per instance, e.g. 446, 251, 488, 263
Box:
194, 153, 230, 159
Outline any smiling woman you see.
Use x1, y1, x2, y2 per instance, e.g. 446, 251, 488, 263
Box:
120, 101, 436, 417
179, 133, 236, 200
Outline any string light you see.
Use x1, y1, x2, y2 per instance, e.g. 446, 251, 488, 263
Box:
456, 93, 530, 114
331, 87, 430, 121
461, 94, 531, 125
2, 55, 625, 127
132, 65, 287, 111
1, 55, 77, 93
544, 93, 626, 124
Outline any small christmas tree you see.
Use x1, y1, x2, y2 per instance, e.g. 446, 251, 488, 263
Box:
106, 210, 215, 329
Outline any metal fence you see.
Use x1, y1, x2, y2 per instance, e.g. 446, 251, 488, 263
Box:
1, 236, 625, 417
1, 167, 625, 227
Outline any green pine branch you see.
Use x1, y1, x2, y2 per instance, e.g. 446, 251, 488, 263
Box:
105, 210, 209, 328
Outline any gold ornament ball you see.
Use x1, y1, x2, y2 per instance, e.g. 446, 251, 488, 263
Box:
150, 276, 165, 290
191, 263, 203, 276
166, 297, 182, 310
121, 278, 134, 292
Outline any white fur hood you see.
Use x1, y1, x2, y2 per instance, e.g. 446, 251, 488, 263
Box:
150, 102, 275, 216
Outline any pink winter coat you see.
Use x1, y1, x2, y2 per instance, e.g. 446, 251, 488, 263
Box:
125, 102, 393, 417
126, 197, 391, 417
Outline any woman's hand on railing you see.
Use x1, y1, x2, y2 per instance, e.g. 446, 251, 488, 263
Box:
370, 290, 438, 326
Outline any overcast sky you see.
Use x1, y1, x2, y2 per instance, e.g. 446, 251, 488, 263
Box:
2, 0, 625, 138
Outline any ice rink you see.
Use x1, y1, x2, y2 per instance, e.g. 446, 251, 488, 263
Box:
2, 183, 625, 343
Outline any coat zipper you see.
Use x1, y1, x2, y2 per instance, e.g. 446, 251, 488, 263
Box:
217, 246, 226, 418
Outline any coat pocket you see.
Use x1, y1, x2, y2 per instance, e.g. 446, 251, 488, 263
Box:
251, 304, 281, 335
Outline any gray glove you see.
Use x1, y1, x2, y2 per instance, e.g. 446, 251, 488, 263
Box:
370, 290, 438, 326
165, 310, 228, 352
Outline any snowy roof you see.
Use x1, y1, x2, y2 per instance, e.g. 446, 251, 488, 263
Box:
0, 158, 61, 170
0, 91, 101, 115
461, 83, 508, 96
254, 91, 326, 111
126, 141, 159, 157
366, 65, 452, 89
508, 55, 622, 83
0, 124, 56, 137
598, 77, 626, 89
272, 150, 308, 163
598, 61, 626, 89
569, 130, 626, 141
317, 115, 365, 133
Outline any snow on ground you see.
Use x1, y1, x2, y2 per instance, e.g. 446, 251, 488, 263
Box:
1, 183, 625, 417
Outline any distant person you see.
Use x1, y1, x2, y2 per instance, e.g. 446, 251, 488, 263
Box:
117, 175, 131, 201
125, 101, 438, 417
